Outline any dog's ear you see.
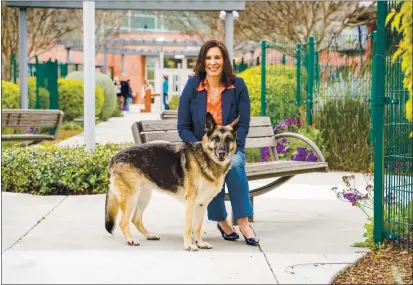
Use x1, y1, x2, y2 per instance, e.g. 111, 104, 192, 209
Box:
228, 116, 240, 132
205, 112, 217, 132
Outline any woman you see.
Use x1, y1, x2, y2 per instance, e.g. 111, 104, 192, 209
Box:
177, 40, 259, 246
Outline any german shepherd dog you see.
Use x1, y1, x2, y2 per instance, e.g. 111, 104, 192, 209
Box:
105, 112, 239, 251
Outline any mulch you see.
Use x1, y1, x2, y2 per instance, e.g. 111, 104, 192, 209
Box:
331, 246, 412, 285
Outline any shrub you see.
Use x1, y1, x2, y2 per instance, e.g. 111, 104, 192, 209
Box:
316, 97, 371, 172
58, 78, 104, 121
238, 65, 304, 125
66, 71, 117, 121
27, 77, 50, 109
1, 80, 20, 109
1, 143, 133, 195
169, 95, 179, 110
15, 77, 51, 109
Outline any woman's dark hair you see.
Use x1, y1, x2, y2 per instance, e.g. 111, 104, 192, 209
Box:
193, 40, 234, 87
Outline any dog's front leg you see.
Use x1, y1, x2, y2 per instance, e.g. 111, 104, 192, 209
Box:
183, 194, 198, 251
193, 203, 213, 249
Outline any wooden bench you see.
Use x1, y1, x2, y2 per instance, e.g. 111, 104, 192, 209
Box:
2, 109, 64, 144
132, 112, 328, 224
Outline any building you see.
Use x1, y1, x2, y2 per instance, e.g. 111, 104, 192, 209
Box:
34, 10, 207, 103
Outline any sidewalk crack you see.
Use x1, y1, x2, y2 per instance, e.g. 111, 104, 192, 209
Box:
258, 244, 279, 284
3, 196, 69, 253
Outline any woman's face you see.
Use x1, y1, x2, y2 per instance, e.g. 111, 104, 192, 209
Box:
205, 47, 224, 78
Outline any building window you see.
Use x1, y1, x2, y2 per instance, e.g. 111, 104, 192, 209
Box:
164, 57, 183, 69
131, 15, 156, 30
146, 57, 156, 87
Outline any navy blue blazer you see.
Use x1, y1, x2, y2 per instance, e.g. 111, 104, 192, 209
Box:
177, 76, 251, 152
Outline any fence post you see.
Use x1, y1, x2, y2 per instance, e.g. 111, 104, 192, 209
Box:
48, 59, 59, 110
282, 54, 286, 65
306, 35, 315, 126
296, 43, 302, 106
260, 40, 267, 116
35, 56, 40, 109
12, 52, 17, 83
369, 32, 377, 158
373, 1, 386, 246
315, 51, 320, 89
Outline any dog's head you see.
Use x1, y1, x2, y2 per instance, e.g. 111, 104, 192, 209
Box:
202, 112, 239, 165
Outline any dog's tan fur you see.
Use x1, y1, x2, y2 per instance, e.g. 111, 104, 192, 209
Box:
105, 114, 239, 250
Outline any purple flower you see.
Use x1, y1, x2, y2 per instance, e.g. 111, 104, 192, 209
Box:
343, 192, 366, 204
307, 151, 318, 162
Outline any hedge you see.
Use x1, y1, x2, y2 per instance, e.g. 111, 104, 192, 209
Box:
1, 80, 20, 109
66, 71, 117, 121
238, 65, 305, 125
1, 143, 133, 195
58, 78, 104, 121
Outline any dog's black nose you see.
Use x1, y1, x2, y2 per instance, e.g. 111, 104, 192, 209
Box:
218, 152, 226, 160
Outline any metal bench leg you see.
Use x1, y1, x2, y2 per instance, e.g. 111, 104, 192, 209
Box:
231, 197, 254, 226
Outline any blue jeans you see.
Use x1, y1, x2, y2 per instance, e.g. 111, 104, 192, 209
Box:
163, 93, 170, 110
124, 97, 132, 111
207, 151, 253, 221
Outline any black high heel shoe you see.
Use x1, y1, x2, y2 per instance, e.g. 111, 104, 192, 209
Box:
239, 226, 260, 246
217, 223, 239, 241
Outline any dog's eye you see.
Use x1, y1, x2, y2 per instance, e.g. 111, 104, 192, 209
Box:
225, 137, 232, 143
213, 136, 220, 143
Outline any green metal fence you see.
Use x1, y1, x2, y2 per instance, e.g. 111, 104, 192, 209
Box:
260, 39, 307, 124
10, 55, 81, 110
260, 34, 372, 128
373, 0, 413, 249
257, 1, 412, 248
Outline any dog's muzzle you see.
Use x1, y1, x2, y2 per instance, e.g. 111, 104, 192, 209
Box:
218, 151, 226, 161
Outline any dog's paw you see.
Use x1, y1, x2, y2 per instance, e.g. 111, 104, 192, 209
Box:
146, 233, 160, 240
127, 240, 140, 246
184, 243, 199, 251
196, 241, 213, 249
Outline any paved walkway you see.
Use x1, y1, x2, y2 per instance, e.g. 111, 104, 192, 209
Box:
1, 100, 370, 284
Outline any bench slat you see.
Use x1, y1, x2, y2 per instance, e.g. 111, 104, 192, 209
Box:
141, 129, 278, 148
247, 126, 274, 138
1, 134, 55, 141
245, 137, 277, 148
246, 161, 328, 179
143, 131, 182, 143
2, 114, 60, 120
139, 120, 178, 132
2, 109, 63, 115
2, 122, 59, 128
139, 116, 272, 132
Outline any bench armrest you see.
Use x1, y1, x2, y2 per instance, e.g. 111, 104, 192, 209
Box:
273, 132, 326, 162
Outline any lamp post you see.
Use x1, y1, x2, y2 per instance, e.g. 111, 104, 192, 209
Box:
156, 37, 165, 111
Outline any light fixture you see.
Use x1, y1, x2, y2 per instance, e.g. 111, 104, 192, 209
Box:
219, 11, 239, 20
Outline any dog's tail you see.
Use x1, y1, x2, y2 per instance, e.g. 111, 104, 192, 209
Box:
105, 177, 119, 234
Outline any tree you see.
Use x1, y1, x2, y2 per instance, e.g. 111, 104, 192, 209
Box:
1, 3, 79, 80
386, 2, 412, 133
1, 3, 125, 80
167, 2, 376, 53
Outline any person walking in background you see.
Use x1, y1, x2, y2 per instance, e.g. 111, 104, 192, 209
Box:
114, 76, 122, 109
163, 75, 170, 110
120, 77, 133, 111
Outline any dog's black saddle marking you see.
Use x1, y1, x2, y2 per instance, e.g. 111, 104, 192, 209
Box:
112, 143, 185, 193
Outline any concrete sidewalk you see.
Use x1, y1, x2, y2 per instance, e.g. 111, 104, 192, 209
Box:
58, 100, 162, 147
1, 173, 369, 284
2, 102, 370, 283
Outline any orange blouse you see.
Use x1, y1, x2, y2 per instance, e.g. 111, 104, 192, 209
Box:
196, 79, 235, 125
